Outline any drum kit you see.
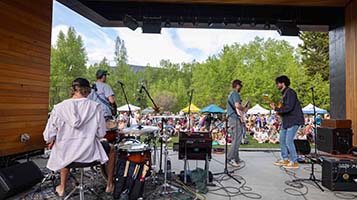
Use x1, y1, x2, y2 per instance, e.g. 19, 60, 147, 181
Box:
104, 118, 180, 198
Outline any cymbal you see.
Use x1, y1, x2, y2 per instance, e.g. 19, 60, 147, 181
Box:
122, 125, 160, 135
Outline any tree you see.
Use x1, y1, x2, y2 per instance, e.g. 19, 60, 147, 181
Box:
114, 36, 128, 67
298, 32, 329, 81
50, 27, 87, 109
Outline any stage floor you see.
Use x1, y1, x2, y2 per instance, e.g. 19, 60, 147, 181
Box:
10, 150, 357, 200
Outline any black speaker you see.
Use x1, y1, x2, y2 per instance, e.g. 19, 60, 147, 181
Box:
322, 158, 357, 191
316, 127, 353, 154
294, 139, 311, 155
0, 161, 43, 199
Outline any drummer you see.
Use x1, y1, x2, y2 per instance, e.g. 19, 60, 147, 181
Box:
88, 69, 118, 121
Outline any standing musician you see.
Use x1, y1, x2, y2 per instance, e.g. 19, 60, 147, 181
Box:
88, 69, 117, 120
226, 79, 249, 167
43, 78, 115, 196
270, 75, 304, 169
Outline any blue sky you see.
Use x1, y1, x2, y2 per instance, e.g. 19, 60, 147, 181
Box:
52, 1, 302, 67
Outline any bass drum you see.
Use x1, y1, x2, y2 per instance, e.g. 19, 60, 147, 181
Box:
116, 139, 151, 164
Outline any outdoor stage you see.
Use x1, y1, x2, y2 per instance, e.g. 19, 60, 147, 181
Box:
12, 150, 357, 200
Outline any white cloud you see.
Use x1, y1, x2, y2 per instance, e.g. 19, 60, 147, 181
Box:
175, 28, 302, 61
115, 28, 194, 66
52, 24, 116, 65
52, 24, 302, 67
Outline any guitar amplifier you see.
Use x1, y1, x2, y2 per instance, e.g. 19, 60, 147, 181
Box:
179, 131, 212, 160
322, 158, 357, 191
316, 127, 353, 154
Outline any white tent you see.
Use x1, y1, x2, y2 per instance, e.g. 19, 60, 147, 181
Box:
247, 104, 270, 115
117, 104, 141, 112
302, 104, 327, 114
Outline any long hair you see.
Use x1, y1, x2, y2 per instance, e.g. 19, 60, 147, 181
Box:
70, 77, 91, 97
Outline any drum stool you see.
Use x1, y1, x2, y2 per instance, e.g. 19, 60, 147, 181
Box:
64, 161, 102, 200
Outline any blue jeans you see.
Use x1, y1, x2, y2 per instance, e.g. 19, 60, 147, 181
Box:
279, 125, 299, 162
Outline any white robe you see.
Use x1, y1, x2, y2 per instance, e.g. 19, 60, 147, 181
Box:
43, 98, 108, 171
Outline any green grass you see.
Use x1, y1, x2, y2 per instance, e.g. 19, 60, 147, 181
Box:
160, 134, 280, 149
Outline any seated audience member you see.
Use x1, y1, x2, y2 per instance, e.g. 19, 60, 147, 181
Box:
269, 129, 280, 144
43, 78, 115, 196
295, 128, 307, 140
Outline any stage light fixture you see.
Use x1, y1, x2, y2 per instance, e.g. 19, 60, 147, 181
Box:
264, 22, 271, 30
164, 20, 171, 27
250, 18, 256, 27
178, 16, 185, 26
192, 17, 199, 26
277, 23, 300, 36
123, 14, 138, 31
236, 17, 242, 27
208, 17, 213, 27
222, 17, 228, 26
142, 17, 162, 34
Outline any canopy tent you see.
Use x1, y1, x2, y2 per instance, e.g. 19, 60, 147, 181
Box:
117, 104, 141, 112
200, 104, 226, 114
141, 107, 154, 114
181, 104, 200, 113
302, 104, 328, 114
247, 104, 270, 115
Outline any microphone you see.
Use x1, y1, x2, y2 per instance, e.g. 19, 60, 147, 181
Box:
310, 86, 315, 90
117, 80, 125, 86
139, 85, 143, 94
92, 82, 97, 91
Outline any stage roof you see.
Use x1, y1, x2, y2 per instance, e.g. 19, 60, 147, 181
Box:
58, 0, 345, 31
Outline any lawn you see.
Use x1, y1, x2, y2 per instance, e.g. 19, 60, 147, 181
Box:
164, 135, 280, 149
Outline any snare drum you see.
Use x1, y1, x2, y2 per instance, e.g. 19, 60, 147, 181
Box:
104, 129, 118, 143
106, 119, 118, 130
116, 139, 151, 163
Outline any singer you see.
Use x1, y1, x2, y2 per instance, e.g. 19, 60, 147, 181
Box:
270, 75, 304, 169
88, 69, 117, 119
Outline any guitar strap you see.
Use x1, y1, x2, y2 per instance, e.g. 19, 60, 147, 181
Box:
227, 92, 241, 120
93, 83, 115, 113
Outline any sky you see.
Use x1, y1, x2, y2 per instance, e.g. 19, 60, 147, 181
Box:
52, 1, 302, 67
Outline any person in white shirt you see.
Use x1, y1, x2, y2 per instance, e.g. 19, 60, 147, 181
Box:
43, 78, 115, 196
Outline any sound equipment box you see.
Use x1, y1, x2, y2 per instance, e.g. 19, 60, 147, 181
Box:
322, 158, 357, 191
321, 119, 352, 129
316, 127, 353, 154
179, 131, 212, 160
0, 161, 43, 199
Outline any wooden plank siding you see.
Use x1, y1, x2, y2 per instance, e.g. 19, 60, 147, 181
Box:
0, 0, 52, 157
345, 0, 357, 146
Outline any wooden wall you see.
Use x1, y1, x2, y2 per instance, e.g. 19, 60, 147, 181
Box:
0, 0, 52, 156
346, 0, 357, 146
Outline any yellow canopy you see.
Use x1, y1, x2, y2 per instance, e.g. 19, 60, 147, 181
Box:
181, 104, 200, 113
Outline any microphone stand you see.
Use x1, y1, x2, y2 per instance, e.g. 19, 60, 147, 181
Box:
118, 82, 131, 127
183, 89, 194, 184
213, 112, 241, 184
139, 84, 163, 173
292, 86, 324, 191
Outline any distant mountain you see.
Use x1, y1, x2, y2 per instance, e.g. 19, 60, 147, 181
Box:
109, 64, 146, 73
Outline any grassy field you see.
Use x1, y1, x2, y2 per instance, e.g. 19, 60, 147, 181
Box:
164, 135, 280, 149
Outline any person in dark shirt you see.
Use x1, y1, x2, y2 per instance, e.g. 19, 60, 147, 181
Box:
270, 75, 304, 169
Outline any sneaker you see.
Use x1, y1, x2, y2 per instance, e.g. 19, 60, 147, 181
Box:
228, 160, 240, 167
283, 161, 299, 169
274, 160, 289, 166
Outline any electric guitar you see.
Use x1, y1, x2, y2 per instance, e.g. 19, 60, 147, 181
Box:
237, 98, 251, 123
262, 94, 283, 116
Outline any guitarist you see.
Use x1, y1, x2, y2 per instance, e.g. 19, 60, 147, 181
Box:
226, 79, 248, 167
88, 69, 118, 120
270, 75, 304, 169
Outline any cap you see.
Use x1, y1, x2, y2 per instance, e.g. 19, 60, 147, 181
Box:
72, 77, 90, 88
96, 69, 109, 78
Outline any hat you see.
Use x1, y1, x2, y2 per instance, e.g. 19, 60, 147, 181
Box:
96, 69, 109, 78
72, 77, 90, 88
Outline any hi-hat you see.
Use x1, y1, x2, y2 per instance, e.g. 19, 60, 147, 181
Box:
122, 125, 160, 136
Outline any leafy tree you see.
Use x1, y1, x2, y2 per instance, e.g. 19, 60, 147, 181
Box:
50, 27, 87, 109
298, 32, 329, 81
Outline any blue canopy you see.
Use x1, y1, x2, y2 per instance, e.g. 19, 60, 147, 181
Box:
200, 104, 226, 114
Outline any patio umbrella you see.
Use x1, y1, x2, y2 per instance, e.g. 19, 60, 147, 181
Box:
181, 104, 200, 113
117, 104, 141, 112
302, 104, 327, 114
247, 104, 270, 115
200, 104, 225, 114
